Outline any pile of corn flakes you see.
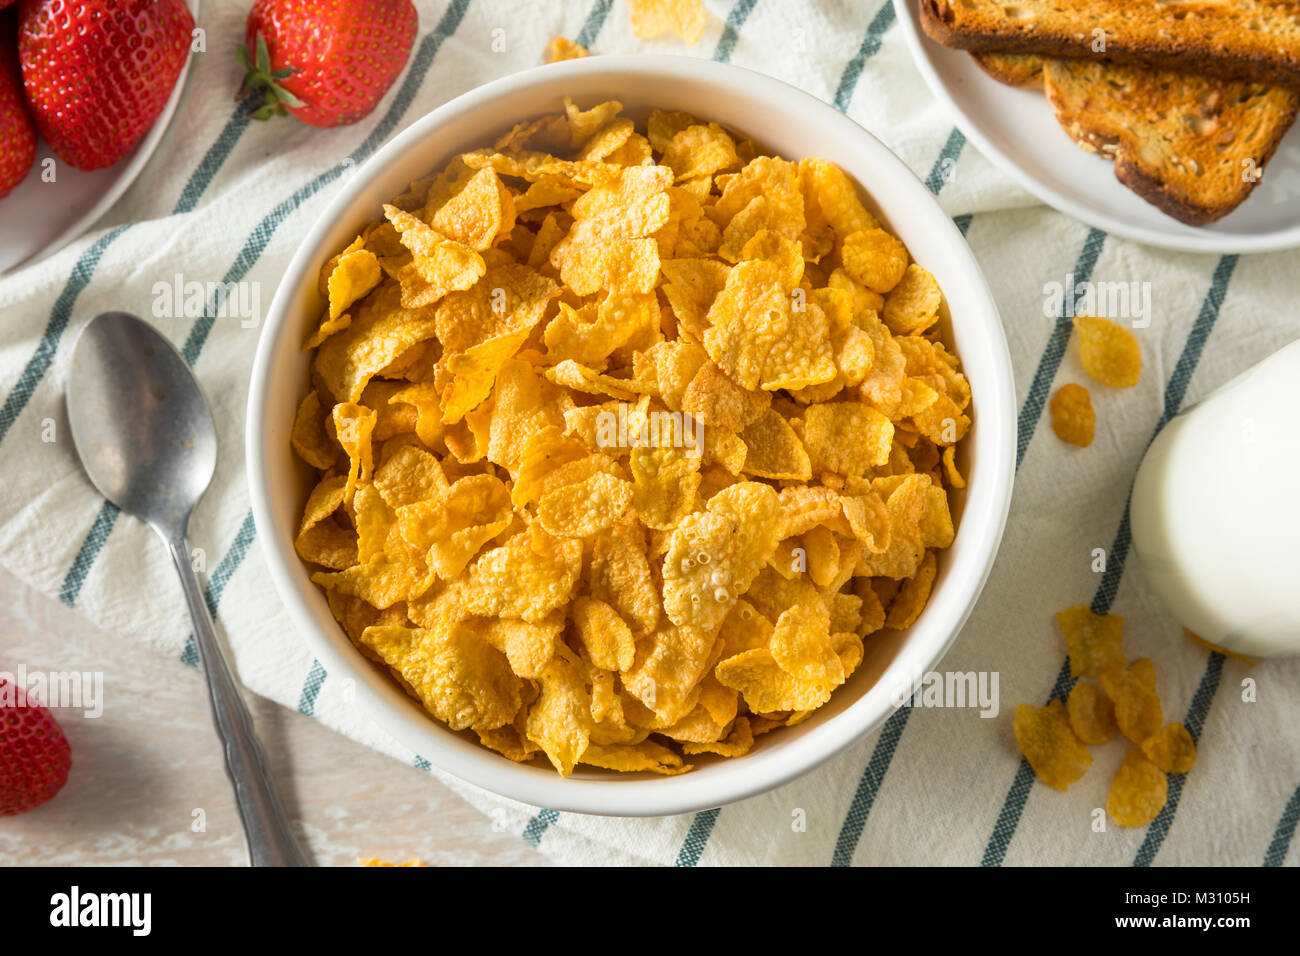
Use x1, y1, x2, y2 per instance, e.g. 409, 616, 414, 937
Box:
1015, 605, 1196, 826
292, 97, 973, 776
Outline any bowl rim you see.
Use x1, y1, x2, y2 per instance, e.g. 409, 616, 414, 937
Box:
246, 54, 1017, 817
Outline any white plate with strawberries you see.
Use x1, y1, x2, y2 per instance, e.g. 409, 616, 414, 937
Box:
894, 0, 1300, 254
0, 0, 199, 276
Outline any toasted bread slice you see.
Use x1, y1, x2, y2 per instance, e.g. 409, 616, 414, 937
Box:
922, 0, 1300, 86
972, 52, 1044, 88
1042, 57, 1299, 223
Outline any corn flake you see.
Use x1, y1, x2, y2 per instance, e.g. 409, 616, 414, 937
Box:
1057, 604, 1126, 678
1074, 316, 1142, 389
1066, 681, 1117, 745
1107, 748, 1167, 827
1141, 722, 1196, 774
1014, 700, 1093, 791
1050, 383, 1095, 447
1100, 658, 1164, 745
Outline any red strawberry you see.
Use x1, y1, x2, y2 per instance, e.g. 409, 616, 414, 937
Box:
0, 679, 71, 816
0, 10, 36, 198
18, 0, 194, 171
239, 0, 417, 128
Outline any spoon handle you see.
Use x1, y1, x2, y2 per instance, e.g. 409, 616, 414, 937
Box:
167, 534, 310, 867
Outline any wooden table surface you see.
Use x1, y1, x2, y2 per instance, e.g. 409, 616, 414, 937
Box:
0, 566, 547, 867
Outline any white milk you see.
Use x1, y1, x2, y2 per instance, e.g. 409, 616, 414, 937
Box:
1131, 338, 1300, 659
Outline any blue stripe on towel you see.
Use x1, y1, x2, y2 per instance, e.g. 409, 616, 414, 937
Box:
832, 2, 896, 113
1133, 653, 1223, 866
714, 0, 760, 63
676, 808, 721, 866
298, 659, 328, 717
0, 227, 130, 447
832, 705, 913, 865
522, 809, 559, 847
1263, 782, 1300, 866
575, 0, 613, 49
923, 128, 965, 195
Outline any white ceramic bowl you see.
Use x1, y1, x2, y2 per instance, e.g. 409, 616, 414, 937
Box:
247, 55, 1016, 817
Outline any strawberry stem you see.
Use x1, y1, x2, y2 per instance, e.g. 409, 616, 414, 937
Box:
236, 32, 305, 121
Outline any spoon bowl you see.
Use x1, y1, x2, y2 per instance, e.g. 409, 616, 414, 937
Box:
67, 312, 216, 531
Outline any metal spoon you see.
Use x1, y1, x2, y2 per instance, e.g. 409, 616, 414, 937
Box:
66, 311, 308, 867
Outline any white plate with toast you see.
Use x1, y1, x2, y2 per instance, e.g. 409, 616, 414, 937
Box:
894, 0, 1300, 253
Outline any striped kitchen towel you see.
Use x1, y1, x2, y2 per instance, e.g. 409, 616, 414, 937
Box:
1, 0, 1297, 866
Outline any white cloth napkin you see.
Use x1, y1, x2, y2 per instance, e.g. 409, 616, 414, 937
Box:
2, 0, 1297, 867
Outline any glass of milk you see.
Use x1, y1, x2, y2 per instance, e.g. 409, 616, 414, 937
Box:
1131, 338, 1300, 659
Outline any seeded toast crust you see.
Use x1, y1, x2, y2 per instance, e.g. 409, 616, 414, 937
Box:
1042, 58, 1300, 224
922, 0, 1300, 87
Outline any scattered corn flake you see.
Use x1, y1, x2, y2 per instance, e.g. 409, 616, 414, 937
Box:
1099, 658, 1163, 745
1056, 604, 1126, 678
1185, 628, 1254, 664
358, 858, 428, 867
1074, 315, 1142, 388
545, 36, 589, 62
1013, 700, 1093, 791
1141, 722, 1196, 774
626, 0, 707, 43
1107, 748, 1168, 827
1050, 382, 1095, 447
1066, 681, 1118, 745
